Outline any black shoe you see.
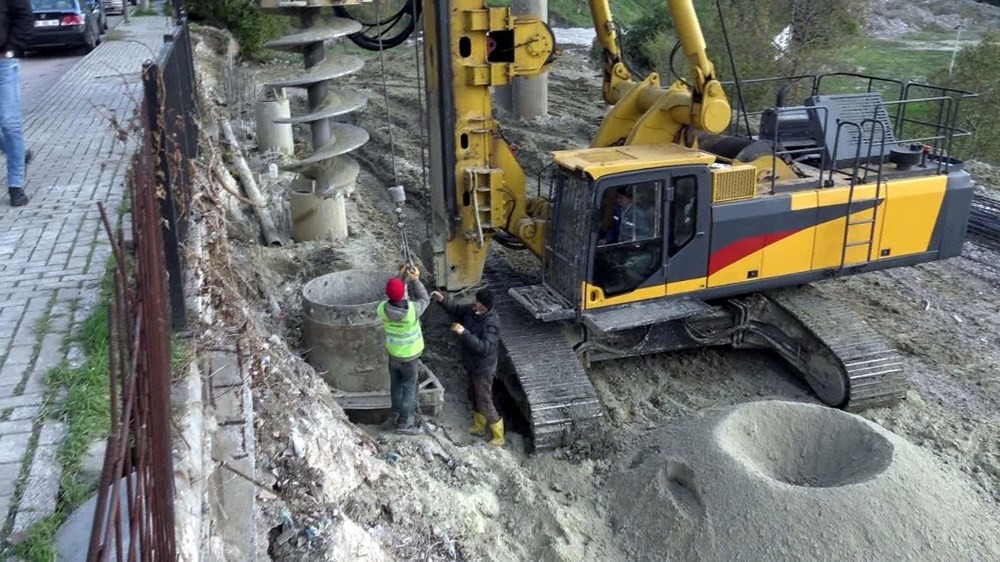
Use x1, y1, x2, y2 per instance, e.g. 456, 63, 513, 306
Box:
394, 425, 420, 436
9, 188, 28, 207
380, 414, 398, 430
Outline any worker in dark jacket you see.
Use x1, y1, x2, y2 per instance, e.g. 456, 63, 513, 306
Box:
432, 288, 504, 446
0, 0, 34, 207
376, 264, 431, 435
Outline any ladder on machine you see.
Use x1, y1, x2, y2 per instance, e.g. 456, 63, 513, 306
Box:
837, 118, 888, 268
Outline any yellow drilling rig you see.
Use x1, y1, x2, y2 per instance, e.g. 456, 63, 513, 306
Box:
315, 0, 976, 451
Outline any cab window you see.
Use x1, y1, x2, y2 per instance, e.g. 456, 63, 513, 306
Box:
598, 180, 661, 246
593, 180, 664, 296
670, 175, 698, 256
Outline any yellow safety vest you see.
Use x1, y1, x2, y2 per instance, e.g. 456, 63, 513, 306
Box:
376, 301, 425, 359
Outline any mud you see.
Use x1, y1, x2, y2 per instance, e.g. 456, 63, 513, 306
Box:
190, 17, 1000, 562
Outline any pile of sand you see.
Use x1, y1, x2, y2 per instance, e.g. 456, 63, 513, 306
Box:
606, 401, 1000, 561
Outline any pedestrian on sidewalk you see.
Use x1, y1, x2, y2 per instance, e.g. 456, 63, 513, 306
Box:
0, 0, 33, 207
376, 264, 430, 435
431, 288, 504, 447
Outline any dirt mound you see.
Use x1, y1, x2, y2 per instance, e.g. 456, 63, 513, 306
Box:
717, 401, 895, 487
607, 401, 1000, 562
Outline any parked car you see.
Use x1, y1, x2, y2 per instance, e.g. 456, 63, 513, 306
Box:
102, 0, 123, 15
28, 0, 103, 54
94, 0, 107, 33
98, 0, 107, 32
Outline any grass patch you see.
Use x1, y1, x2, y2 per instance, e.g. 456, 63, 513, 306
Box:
130, 7, 159, 17
172, 335, 195, 381
47, 300, 112, 509
103, 29, 127, 41
32, 310, 53, 341
485, 0, 650, 27
6, 513, 60, 562
899, 29, 974, 42
7, 262, 115, 561
835, 37, 952, 81
3, 429, 47, 559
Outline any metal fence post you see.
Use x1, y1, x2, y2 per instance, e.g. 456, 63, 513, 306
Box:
143, 53, 187, 331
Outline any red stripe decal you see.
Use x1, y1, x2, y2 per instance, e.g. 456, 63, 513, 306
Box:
708, 230, 800, 276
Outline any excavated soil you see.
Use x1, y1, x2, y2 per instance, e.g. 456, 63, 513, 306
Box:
609, 401, 1000, 562
716, 402, 896, 487
191, 25, 1000, 562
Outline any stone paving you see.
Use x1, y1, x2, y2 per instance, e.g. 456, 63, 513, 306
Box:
0, 14, 173, 541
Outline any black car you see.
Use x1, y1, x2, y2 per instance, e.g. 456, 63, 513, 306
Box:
28, 0, 105, 54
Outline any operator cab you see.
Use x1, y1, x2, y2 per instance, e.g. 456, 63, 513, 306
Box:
508, 143, 718, 323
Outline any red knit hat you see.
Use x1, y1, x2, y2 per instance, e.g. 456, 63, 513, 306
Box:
385, 278, 406, 302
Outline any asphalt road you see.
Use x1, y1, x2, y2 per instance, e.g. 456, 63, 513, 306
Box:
21, 14, 124, 113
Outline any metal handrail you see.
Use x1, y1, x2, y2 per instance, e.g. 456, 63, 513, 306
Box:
835, 118, 887, 266
731, 70, 977, 183
718, 74, 816, 136
814, 72, 906, 101
767, 104, 830, 193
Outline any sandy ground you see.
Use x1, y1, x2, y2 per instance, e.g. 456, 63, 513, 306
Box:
611, 401, 1000, 561
190, 23, 1000, 561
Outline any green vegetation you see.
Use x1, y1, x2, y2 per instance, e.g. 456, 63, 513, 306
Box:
939, 32, 1000, 164
130, 6, 159, 16
47, 273, 114, 509
183, 0, 292, 59
625, 0, 863, 75
7, 507, 59, 561
8, 261, 116, 561
605, 1, 989, 122
838, 38, 952, 81
3, 431, 45, 560
485, 0, 649, 27
548, 0, 647, 27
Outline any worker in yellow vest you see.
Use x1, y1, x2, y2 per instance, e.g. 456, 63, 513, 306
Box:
376, 264, 430, 435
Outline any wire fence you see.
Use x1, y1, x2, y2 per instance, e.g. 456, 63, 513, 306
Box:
969, 192, 1000, 253
86, 16, 201, 562
144, 18, 200, 331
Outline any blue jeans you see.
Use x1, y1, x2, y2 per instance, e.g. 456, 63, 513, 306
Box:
0, 59, 26, 189
389, 357, 419, 428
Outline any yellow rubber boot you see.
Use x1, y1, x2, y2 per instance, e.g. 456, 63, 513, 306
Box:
468, 412, 487, 436
488, 418, 505, 447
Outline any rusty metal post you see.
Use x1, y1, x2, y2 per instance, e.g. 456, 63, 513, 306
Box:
87, 57, 178, 562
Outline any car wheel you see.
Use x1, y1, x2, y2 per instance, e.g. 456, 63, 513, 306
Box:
82, 29, 97, 53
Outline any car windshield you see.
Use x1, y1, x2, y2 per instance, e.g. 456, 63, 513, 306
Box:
31, 0, 78, 10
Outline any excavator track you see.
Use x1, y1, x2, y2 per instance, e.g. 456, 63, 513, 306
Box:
483, 259, 604, 452
765, 286, 907, 411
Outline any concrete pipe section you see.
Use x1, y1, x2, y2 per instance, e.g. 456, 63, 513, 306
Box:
301, 270, 389, 393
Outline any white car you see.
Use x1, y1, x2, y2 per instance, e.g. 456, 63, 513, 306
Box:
101, 0, 122, 14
